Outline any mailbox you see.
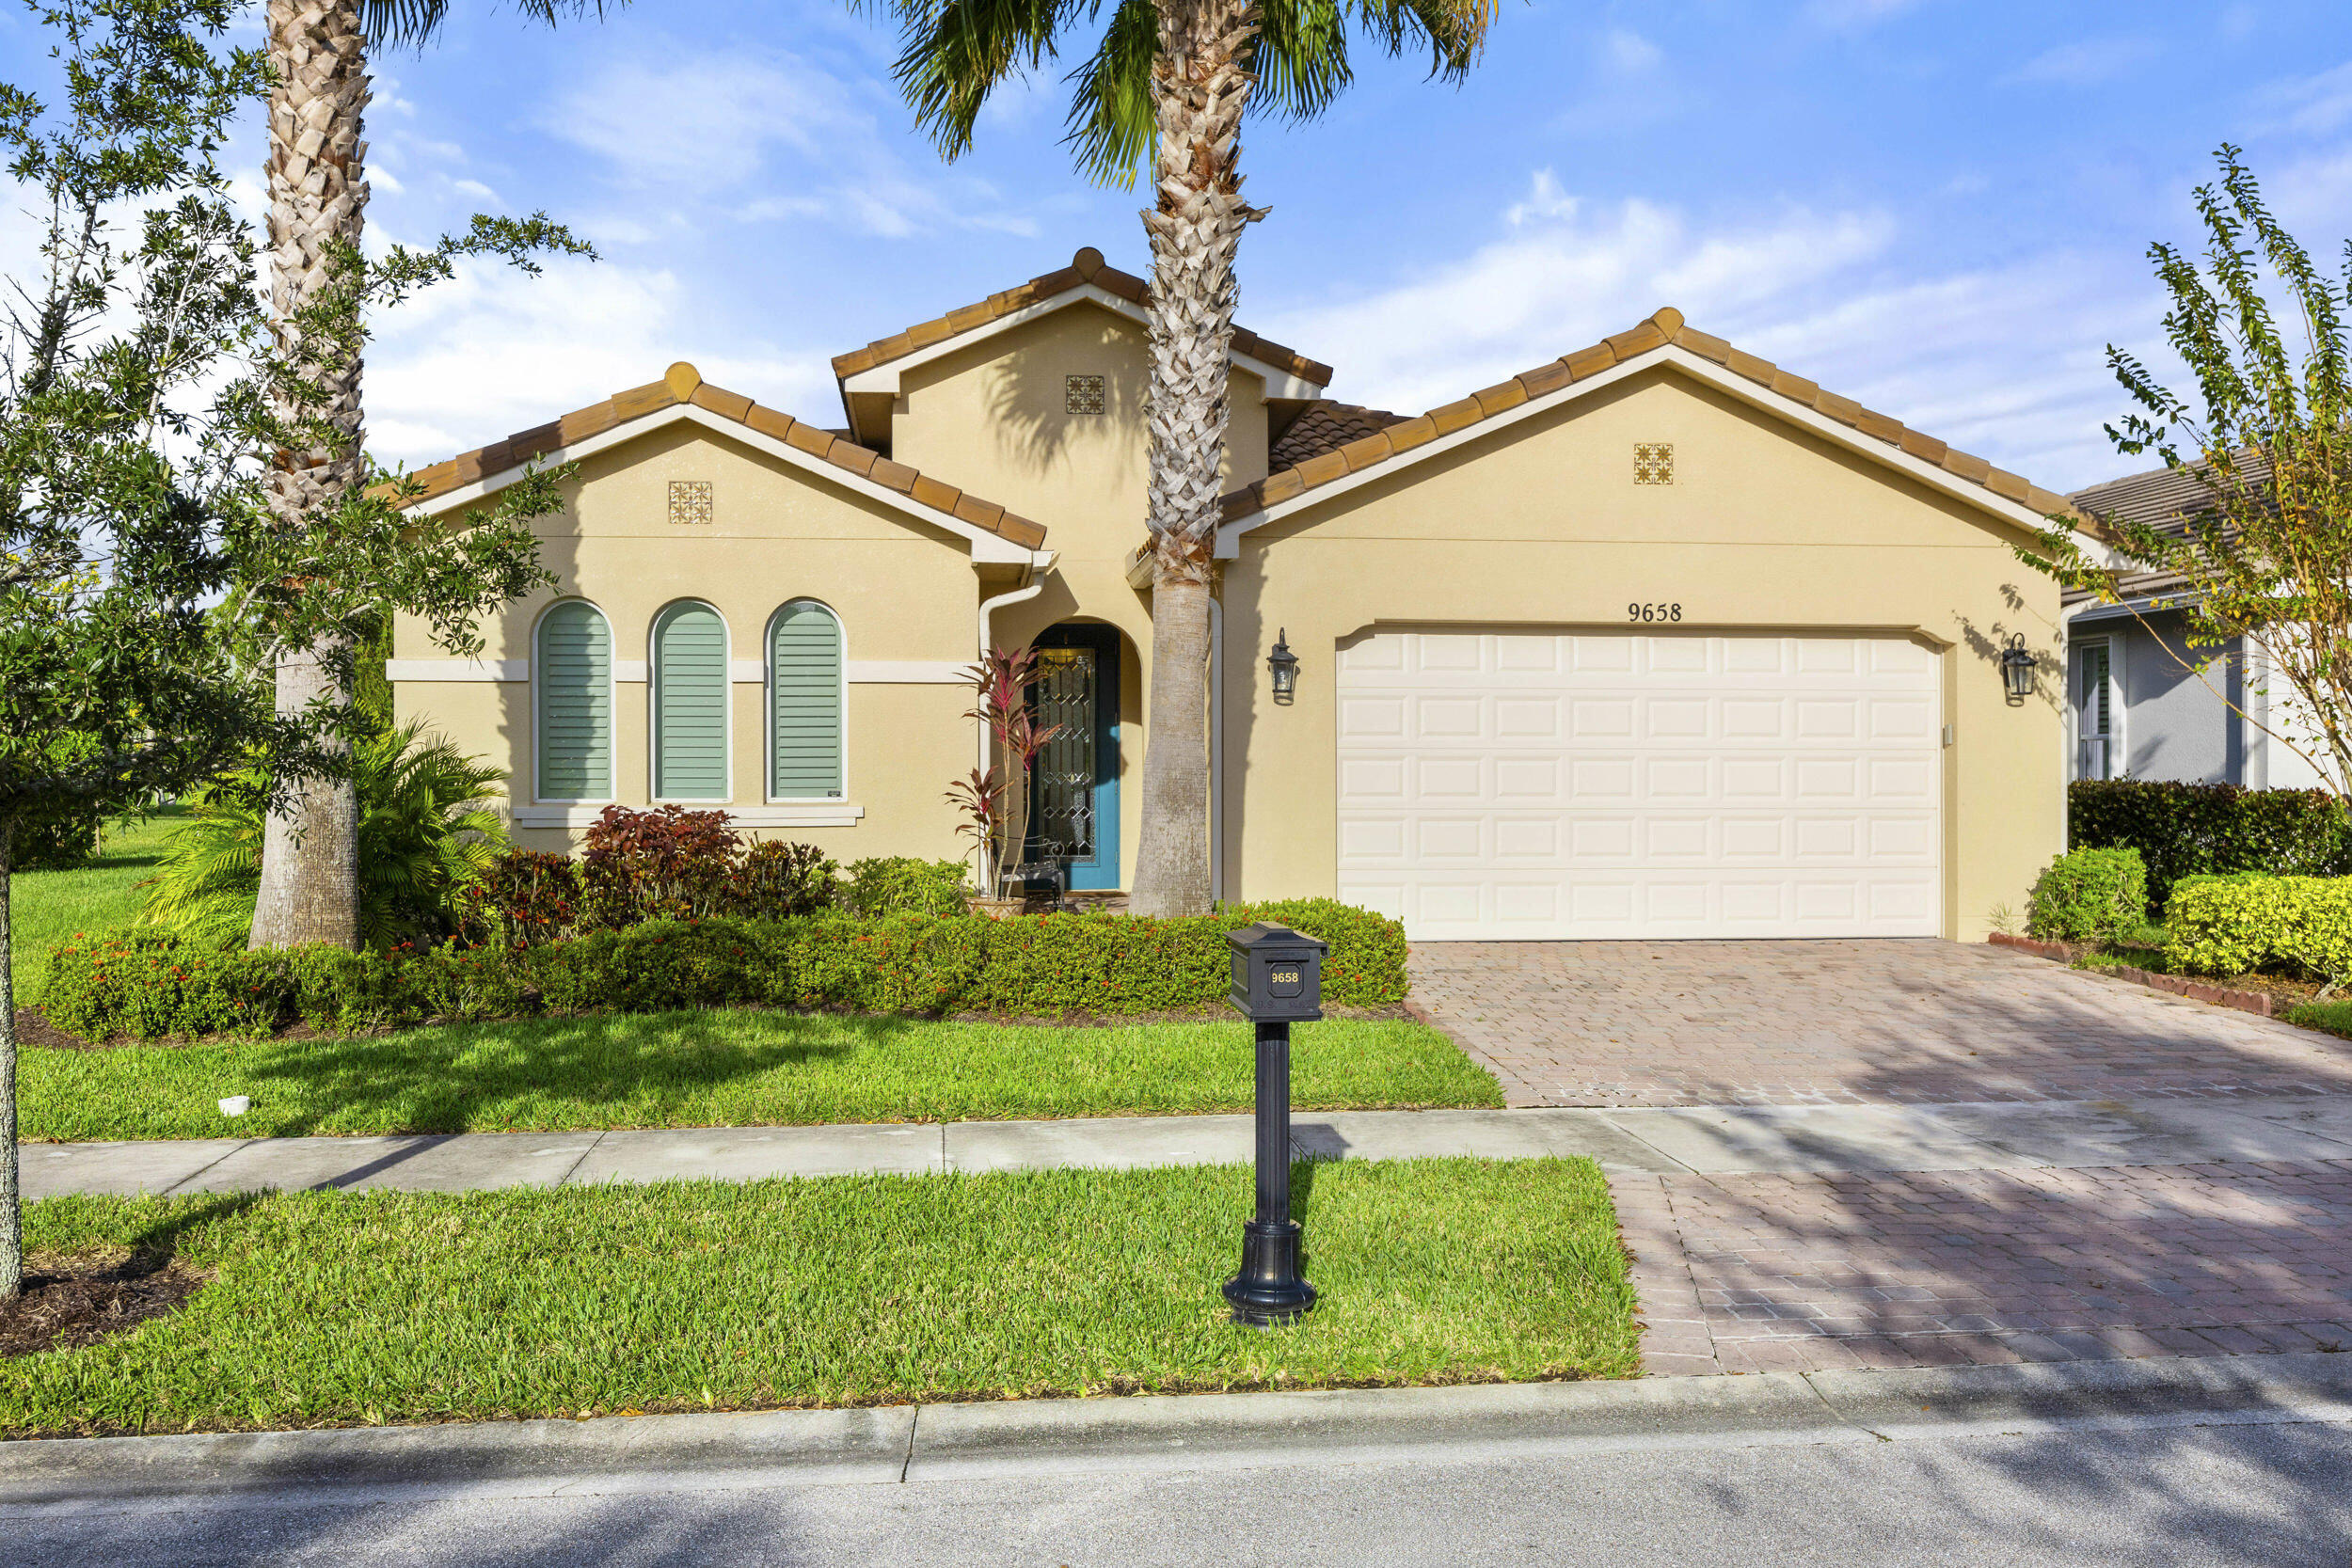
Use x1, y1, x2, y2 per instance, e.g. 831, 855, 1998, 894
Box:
1227, 923, 1327, 1023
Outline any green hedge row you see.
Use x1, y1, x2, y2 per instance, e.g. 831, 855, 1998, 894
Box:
40, 899, 1409, 1041
2163, 874, 2352, 982
2068, 780, 2352, 906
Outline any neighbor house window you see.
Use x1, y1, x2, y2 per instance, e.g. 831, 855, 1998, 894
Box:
769, 600, 844, 799
535, 600, 612, 800
2074, 639, 2115, 780
652, 600, 728, 800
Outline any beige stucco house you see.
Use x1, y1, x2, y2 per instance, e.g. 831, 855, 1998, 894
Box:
391, 245, 2101, 942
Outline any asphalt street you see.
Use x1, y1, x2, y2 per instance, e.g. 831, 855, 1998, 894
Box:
12, 1415, 2350, 1567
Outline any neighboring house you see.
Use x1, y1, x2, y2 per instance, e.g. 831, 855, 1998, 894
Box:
2063, 457, 2328, 791
392, 245, 2096, 942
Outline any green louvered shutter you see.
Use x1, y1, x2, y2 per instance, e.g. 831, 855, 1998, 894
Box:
654, 602, 728, 799
535, 601, 611, 800
771, 601, 843, 798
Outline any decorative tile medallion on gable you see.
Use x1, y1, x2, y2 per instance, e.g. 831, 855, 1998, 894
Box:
669, 480, 712, 525
1634, 443, 1674, 485
1065, 374, 1105, 416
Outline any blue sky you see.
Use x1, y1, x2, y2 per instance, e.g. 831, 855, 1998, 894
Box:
12, 0, 2352, 490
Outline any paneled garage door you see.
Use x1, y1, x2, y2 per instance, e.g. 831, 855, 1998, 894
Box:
1335, 630, 1943, 940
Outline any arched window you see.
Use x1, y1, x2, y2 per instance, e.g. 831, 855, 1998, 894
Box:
535, 600, 612, 800
769, 600, 844, 799
653, 600, 729, 800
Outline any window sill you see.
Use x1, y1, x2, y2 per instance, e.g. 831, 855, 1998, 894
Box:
512, 804, 866, 830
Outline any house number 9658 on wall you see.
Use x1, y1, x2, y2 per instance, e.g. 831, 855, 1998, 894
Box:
1628, 603, 1682, 623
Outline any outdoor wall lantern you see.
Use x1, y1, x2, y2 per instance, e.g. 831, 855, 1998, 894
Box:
1267, 629, 1299, 704
2000, 634, 2037, 705
1223, 922, 1327, 1328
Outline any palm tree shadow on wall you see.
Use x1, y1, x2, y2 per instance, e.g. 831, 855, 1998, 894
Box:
983, 309, 1150, 482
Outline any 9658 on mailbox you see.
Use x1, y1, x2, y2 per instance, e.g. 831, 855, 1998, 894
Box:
1227, 923, 1326, 1024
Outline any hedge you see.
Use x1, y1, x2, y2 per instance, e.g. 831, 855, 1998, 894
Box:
2026, 847, 2148, 942
2068, 780, 2352, 907
39, 898, 1409, 1042
2163, 874, 2352, 982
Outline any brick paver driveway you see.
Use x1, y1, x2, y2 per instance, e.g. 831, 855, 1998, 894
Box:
1407, 938, 2352, 1108
1405, 938, 2352, 1375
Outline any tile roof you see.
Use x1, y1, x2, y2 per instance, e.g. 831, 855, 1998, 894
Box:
1218, 308, 2087, 527
1269, 401, 1406, 469
394, 361, 1048, 550
829, 246, 1334, 388
2061, 453, 2272, 604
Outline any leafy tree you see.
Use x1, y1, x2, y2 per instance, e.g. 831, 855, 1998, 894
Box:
856, 0, 1496, 915
141, 721, 509, 950
0, 0, 568, 1297
2031, 146, 2352, 793
249, 0, 620, 950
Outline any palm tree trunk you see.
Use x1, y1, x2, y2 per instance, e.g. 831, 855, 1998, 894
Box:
0, 820, 21, 1297
250, 0, 370, 951
1130, 0, 1260, 918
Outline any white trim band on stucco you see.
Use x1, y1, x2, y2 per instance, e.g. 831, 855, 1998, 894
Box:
513, 804, 866, 830
1213, 344, 2128, 562
729, 660, 765, 684
613, 660, 649, 683
837, 284, 1328, 403
403, 404, 1050, 570
846, 660, 969, 683
384, 659, 527, 683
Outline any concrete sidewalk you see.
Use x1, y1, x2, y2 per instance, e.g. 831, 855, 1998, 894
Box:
21, 1093, 2352, 1198
1, 1352, 2347, 1513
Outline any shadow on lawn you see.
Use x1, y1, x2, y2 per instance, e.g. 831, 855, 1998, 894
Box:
230, 1010, 906, 1137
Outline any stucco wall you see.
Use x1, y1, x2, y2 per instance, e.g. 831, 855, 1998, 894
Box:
883, 301, 1274, 887
1215, 366, 2066, 941
2073, 609, 2245, 784
392, 420, 980, 863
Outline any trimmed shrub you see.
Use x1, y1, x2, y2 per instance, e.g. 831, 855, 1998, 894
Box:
2026, 847, 2149, 942
841, 856, 971, 917
735, 840, 840, 918
460, 849, 583, 948
38, 896, 1413, 1040
2165, 874, 2352, 981
578, 804, 745, 927
2069, 780, 2352, 907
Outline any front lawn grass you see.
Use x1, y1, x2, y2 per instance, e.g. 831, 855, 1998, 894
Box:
3, 1158, 1637, 1437
8, 810, 183, 1000
22, 1010, 1502, 1141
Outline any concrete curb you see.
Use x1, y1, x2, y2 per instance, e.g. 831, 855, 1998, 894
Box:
3, 1353, 2347, 1512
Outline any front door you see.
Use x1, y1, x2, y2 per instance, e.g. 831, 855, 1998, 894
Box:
1028, 624, 1121, 890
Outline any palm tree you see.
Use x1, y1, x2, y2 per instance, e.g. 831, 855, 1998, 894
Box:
858, 0, 1494, 916
248, 0, 616, 951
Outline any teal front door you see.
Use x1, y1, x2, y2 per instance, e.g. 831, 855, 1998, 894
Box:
1027, 624, 1120, 890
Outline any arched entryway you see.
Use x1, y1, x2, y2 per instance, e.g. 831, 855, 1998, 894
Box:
1027, 622, 1121, 890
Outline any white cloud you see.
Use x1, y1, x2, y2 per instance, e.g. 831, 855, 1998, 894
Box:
541, 42, 1043, 240
2256, 58, 2352, 137
362, 255, 834, 468
1256, 173, 2165, 490
1603, 29, 1662, 72
2008, 38, 2160, 87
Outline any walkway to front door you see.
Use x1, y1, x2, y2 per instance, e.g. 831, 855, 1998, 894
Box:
1406, 939, 2352, 1108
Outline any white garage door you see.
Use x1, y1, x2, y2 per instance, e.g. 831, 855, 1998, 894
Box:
1336, 630, 1942, 940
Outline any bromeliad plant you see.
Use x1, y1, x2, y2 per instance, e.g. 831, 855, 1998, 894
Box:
954, 645, 1062, 898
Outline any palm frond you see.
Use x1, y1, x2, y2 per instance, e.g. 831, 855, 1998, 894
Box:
140, 721, 511, 951
887, 0, 1076, 163
1060, 0, 1154, 186
360, 1, 623, 51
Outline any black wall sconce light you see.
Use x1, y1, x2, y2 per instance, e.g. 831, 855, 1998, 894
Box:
1267, 629, 1299, 704
2000, 633, 2037, 705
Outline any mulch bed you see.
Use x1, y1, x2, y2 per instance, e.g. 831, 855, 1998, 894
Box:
0, 1251, 207, 1358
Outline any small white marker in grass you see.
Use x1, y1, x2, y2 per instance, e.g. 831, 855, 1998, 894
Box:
218, 1095, 250, 1117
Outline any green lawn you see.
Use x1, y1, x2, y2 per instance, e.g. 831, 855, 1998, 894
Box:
4, 1158, 1637, 1437
8, 810, 183, 1000
23, 1009, 1502, 1141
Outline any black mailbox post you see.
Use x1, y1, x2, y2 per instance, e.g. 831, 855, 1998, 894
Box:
1223, 922, 1327, 1327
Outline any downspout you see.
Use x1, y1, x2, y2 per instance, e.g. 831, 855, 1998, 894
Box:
2057, 597, 2097, 851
